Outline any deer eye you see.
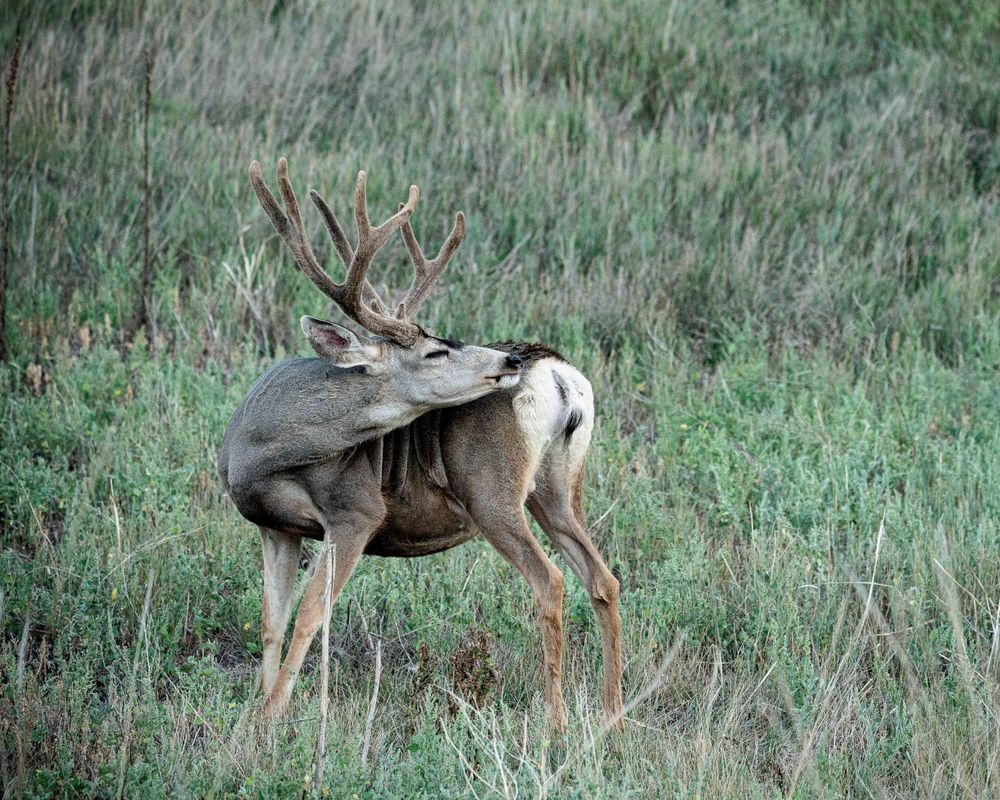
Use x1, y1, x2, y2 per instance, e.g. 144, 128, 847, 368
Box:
425, 350, 448, 359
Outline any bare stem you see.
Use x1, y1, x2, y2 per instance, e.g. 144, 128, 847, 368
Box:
0, 28, 21, 363
314, 541, 336, 788
360, 638, 382, 767
14, 611, 29, 788
136, 48, 155, 346
116, 573, 155, 800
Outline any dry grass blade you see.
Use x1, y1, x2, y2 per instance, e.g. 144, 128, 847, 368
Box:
935, 529, 986, 728
543, 632, 684, 791
116, 572, 154, 800
13, 612, 29, 791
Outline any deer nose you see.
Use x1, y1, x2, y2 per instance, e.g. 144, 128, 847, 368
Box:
506, 354, 524, 370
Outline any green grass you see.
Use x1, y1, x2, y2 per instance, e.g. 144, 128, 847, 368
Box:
1, 1, 999, 797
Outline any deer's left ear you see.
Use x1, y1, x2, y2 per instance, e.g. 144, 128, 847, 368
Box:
300, 316, 377, 366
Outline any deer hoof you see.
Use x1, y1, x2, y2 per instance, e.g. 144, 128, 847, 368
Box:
259, 691, 290, 722
605, 709, 625, 733
549, 709, 568, 736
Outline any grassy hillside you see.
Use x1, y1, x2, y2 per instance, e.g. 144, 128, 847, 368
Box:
1, 1, 998, 797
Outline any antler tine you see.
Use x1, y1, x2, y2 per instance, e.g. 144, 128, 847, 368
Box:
249, 159, 342, 301
351, 172, 420, 258
308, 188, 354, 266
339, 172, 419, 334
395, 209, 466, 319
309, 188, 391, 315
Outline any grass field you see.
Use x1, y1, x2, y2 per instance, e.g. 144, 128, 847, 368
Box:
1, 1, 999, 797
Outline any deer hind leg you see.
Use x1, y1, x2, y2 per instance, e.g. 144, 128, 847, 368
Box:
258, 527, 301, 695
527, 470, 623, 727
467, 502, 567, 733
261, 518, 370, 720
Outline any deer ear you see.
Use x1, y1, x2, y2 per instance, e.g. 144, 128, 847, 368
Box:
300, 316, 374, 365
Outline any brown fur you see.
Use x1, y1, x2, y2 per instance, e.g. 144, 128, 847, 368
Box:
487, 340, 569, 364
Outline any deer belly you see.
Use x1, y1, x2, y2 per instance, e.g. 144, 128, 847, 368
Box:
365, 495, 477, 557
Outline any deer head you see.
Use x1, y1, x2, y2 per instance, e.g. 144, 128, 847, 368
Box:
247, 160, 523, 426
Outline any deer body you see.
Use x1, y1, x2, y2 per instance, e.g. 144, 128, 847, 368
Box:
221, 161, 623, 731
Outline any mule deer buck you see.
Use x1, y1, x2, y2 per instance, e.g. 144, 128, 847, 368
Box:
218, 159, 622, 732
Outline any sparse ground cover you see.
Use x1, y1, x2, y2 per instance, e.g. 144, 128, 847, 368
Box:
1, 2, 998, 797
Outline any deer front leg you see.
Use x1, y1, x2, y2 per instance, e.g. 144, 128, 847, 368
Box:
261, 520, 369, 720
257, 527, 301, 695
470, 506, 567, 733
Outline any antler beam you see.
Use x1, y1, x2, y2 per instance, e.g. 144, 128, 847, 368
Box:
248, 159, 422, 345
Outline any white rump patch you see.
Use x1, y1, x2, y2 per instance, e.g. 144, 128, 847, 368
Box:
512, 358, 595, 483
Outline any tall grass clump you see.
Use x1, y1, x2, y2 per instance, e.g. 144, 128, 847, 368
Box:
1, 1, 998, 797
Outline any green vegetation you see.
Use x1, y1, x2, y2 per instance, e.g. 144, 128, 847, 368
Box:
2, 1, 998, 796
